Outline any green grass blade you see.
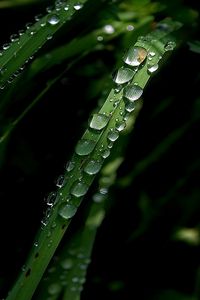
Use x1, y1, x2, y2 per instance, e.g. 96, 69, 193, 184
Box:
6, 19, 181, 300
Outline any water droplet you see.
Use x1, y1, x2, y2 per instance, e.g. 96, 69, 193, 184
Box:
74, 2, 83, 10
56, 175, 65, 188
116, 121, 126, 131
48, 283, 62, 295
10, 34, 19, 42
125, 101, 135, 112
79, 263, 87, 270
46, 191, 57, 207
156, 22, 170, 31
103, 24, 115, 34
47, 14, 60, 25
126, 24, 134, 31
113, 67, 135, 85
3, 43, 10, 50
58, 203, 77, 219
75, 139, 95, 156
60, 258, 73, 270
123, 46, 147, 66
123, 83, 143, 101
34, 241, 39, 247
90, 113, 109, 130
84, 160, 102, 175
149, 51, 155, 57
46, 6, 53, 13
47, 34, 53, 40
147, 63, 158, 73
25, 22, 33, 29
97, 36, 103, 42
71, 181, 89, 197
164, 41, 176, 51
72, 277, 79, 283
65, 160, 75, 172
18, 30, 24, 36
101, 149, 110, 158
107, 129, 119, 142
93, 192, 106, 203
64, 4, 69, 11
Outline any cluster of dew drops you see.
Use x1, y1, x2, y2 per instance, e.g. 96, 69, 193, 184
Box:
0, 0, 84, 90
40, 26, 176, 231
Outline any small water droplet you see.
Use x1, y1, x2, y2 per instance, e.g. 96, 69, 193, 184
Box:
123, 46, 147, 66
103, 24, 115, 34
47, 34, 53, 40
90, 113, 109, 130
75, 139, 95, 156
147, 63, 159, 73
72, 277, 79, 283
56, 175, 65, 188
149, 51, 156, 57
84, 160, 102, 175
97, 35, 103, 42
93, 192, 106, 203
64, 4, 69, 11
126, 24, 134, 31
125, 101, 135, 112
60, 258, 73, 270
46, 6, 53, 13
115, 121, 126, 131
65, 160, 75, 172
48, 283, 62, 295
123, 83, 143, 101
74, 2, 83, 10
47, 14, 60, 25
26, 22, 33, 29
46, 191, 57, 207
164, 41, 176, 51
58, 203, 77, 219
10, 34, 19, 42
113, 67, 135, 84
71, 181, 89, 197
107, 129, 119, 142
3, 43, 10, 50
101, 149, 110, 158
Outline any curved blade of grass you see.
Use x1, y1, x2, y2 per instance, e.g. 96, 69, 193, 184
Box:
0, 0, 98, 90
6, 19, 181, 300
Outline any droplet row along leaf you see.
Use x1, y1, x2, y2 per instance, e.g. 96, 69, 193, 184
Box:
6, 19, 181, 300
0, 0, 92, 90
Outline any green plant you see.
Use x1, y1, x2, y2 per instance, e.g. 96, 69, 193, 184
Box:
0, 1, 200, 300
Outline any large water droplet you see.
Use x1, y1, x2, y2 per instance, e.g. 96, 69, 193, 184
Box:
107, 129, 119, 142
84, 160, 102, 175
75, 139, 95, 156
90, 113, 109, 130
74, 2, 83, 10
113, 67, 135, 84
123, 46, 147, 66
71, 181, 89, 197
125, 101, 135, 112
123, 83, 143, 101
47, 14, 60, 25
60, 258, 73, 270
58, 204, 77, 219
164, 41, 176, 51
48, 283, 62, 295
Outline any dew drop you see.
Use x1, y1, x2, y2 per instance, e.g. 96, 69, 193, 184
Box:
75, 139, 95, 156
3, 43, 10, 50
10, 34, 19, 42
103, 24, 115, 34
84, 160, 102, 175
127, 24, 134, 31
35, 14, 43, 21
74, 2, 83, 10
123, 46, 147, 66
71, 181, 89, 197
89, 113, 109, 130
56, 175, 65, 188
46, 6, 53, 13
149, 51, 156, 57
65, 160, 75, 172
64, 4, 69, 11
60, 258, 73, 270
147, 63, 159, 73
107, 129, 119, 142
125, 101, 135, 112
123, 83, 143, 101
113, 67, 135, 84
97, 36, 103, 42
34, 241, 39, 247
101, 149, 110, 158
46, 191, 57, 207
48, 283, 62, 295
47, 14, 60, 25
58, 204, 77, 219
116, 121, 126, 131
164, 41, 176, 51
93, 192, 106, 203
